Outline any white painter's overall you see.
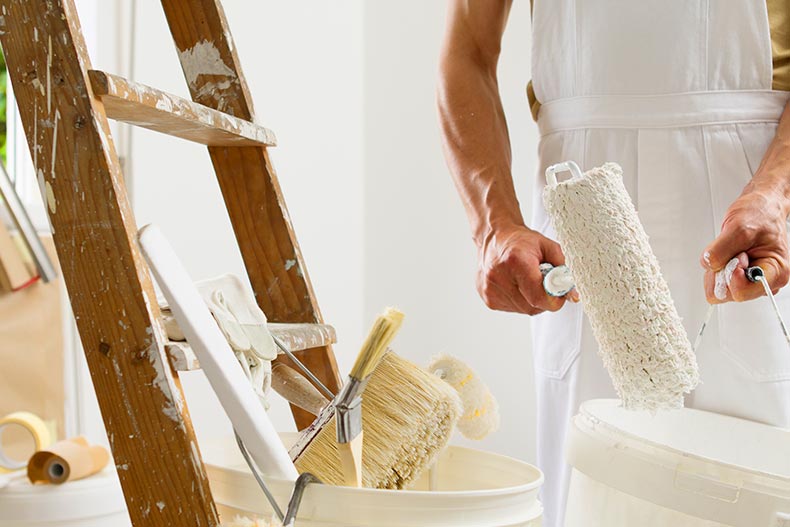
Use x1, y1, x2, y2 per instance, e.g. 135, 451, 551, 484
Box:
529, 2, 790, 526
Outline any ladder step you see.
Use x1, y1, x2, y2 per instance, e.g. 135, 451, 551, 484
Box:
88, 70, 277, 147
165, 323, 337, 371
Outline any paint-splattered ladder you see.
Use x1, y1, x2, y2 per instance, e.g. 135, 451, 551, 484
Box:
0, 1, 343, 525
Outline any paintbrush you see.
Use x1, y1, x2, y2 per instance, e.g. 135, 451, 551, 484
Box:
290, 332, 463, 489
335, 307, 404, 486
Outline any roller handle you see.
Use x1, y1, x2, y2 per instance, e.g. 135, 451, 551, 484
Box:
746, 266, 764, 283
545, 161, 584, 186
540, 263, 575, 297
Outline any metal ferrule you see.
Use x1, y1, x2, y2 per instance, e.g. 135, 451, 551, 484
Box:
334, 377, 366, 444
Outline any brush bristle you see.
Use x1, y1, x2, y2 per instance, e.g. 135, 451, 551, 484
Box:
349, 307, 405, 380
295, 352, 462, 489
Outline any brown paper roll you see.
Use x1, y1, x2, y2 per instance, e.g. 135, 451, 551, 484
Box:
27, 436, 109, 484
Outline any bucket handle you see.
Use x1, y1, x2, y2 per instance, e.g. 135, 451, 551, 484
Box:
673, 467, 741, 504
235, 431, 323, 524
545, 161, 583, 186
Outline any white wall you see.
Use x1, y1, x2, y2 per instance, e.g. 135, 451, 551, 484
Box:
67, 0, 540, 462
362, 2, 538, 461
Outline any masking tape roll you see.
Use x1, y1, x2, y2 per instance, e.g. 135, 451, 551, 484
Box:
0, 411, 52, 472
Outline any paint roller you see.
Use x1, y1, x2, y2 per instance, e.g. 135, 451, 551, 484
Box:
543, 161, 699, 411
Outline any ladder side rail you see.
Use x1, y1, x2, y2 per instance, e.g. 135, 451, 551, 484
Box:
0, 2, 219, 525
159, 0, 343, 428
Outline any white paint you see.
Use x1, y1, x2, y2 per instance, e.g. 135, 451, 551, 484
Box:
714, 257, 740, 300
50, 110, 60, 181
154, 96, 173, 113
30, 78, 46, 97
46, 36, 53, 115
178, 40, 236, 88
156, 501, 166, 511
45, 180, 57, 214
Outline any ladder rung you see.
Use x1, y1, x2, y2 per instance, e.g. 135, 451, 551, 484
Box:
88, 70, 277, 147
165, 323, 337, 371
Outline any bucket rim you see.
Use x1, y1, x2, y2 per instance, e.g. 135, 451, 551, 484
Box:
207, 444, 544, 498
577, 399, 790, 485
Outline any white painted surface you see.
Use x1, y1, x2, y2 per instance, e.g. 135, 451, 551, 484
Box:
37, 0, 538, 463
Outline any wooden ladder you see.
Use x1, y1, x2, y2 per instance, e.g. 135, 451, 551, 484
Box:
0, 1, 343, 525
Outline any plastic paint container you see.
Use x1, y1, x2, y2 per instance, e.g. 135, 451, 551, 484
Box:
565, 399, 790, 527
0, 469, 130, 527
204, 435, 544, 527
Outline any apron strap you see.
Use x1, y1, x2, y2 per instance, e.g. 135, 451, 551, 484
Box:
537, 91, 790, 136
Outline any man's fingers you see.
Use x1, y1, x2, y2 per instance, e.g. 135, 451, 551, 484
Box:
487, 270, 544, 315
729, 257, 787, 302
541, 238, 566, 268
702, 225, 749, 271
516, 264, 566, 312
704, 269, 730, 304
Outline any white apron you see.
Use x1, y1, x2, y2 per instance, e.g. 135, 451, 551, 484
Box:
529, 2, 790, 527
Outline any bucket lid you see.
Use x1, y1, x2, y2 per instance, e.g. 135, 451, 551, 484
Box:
0, 468, 128, 522
568, 399, 790, 527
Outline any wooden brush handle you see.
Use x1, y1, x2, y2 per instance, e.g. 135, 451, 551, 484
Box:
272, 363, 331, 416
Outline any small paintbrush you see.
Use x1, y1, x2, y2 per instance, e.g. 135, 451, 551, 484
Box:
334, 307, 404, 486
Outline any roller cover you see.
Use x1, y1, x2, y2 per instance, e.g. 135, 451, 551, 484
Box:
543, 162, 699, 410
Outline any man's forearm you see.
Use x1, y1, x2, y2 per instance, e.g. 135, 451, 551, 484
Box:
437, 2, 522, 249
747, 102, 790, 216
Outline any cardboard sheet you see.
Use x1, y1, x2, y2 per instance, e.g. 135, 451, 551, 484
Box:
0, 235, 64, 461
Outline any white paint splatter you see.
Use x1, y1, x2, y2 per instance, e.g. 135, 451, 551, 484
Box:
46, 35, 52, 114
31, 78, 45, 96
284, 259, 296, 271
155, 96, 173, 113
50, 109, 60, 180
178, 40, 236, 88
156, 501, 165, 511
147, 343, 185, 427
714, 257, 739, 300
45, 181, 56, 213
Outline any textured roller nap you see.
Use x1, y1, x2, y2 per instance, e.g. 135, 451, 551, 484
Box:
543, 162, 699, 410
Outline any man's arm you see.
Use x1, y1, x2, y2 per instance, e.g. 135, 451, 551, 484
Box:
437, 0, 576, 315
702, 102, 790, 302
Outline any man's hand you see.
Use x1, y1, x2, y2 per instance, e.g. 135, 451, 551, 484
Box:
702, 186, 790, 303
478, 225, 578, 315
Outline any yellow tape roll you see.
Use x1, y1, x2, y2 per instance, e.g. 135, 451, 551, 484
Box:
0, 411, 52, 473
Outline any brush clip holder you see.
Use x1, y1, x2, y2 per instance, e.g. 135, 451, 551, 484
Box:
545, 161, 584, 186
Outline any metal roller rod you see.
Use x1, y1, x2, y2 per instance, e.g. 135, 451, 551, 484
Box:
273, 335, 336, 400
746, 266, 790, 350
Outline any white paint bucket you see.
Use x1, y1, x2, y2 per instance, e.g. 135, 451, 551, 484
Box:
565, 399, 790, 527
203, 436, 544, 526
0, 469, 130, 527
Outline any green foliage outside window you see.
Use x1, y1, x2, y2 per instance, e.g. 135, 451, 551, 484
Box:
0, 50, 6, 164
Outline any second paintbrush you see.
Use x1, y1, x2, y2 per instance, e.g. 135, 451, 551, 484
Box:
335, 307, 405, 487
